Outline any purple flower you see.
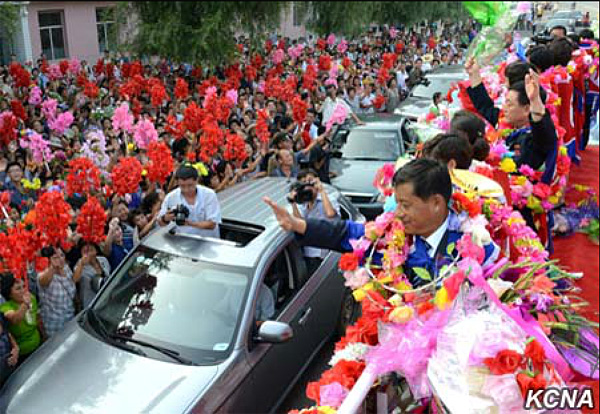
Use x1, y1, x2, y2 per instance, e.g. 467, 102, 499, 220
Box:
530, 293, 554, 313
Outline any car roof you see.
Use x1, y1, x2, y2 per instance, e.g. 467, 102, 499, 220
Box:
353, 113, 405, 130
142, 178, 343, 268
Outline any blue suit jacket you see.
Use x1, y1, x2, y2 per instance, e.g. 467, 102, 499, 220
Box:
296, 218, 498, 286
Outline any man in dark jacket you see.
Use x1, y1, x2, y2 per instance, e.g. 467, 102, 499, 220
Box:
465, 57, 558, 184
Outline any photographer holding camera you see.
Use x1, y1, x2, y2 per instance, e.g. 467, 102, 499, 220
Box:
158, 165, 221, 238
288, 169, 340, 274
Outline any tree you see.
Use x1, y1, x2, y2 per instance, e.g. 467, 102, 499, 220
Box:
294, 2, 468, 37
121, 2, 285, 67
294, 2, 378, 37
0, 2, 20, 39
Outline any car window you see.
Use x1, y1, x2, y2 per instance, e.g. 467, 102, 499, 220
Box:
340, 129, 400, 161
90, 246, 250, 362
411, 77, 458, 99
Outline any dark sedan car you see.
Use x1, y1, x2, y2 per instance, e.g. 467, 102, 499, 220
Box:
329, 114, 416, 219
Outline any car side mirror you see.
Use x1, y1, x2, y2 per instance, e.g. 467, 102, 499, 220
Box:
256, 321, 293, 344
91, 276, 104, 294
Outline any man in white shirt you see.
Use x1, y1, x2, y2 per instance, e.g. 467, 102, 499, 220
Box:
158, 165, 221, 238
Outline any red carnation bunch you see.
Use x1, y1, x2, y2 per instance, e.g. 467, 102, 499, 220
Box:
292, 95, 308, 126
373, 95, 386, 109
76, 71, 88, 87
198, 118, 224, 163
316, 38, 327, 51
252, 54, 263, 69
245, 65, 257, 82
105, 62, 115, 79
111, 157, 143, 196
256, 109, 271, 144
59, 60, 69, 75
84, 81, 99, 99
66, 157, 101, 197
183, 102, 204, 134
0, 224, 39, 278
76, 197, 107, 244
175, 78, 189, 100
306, 360, 366, 405
93, 59, 104, 77
146, 141, 174, 185
264, 76, 283, 99
223, 133, 248, 163
191, 66, 203, 79
377, 67, 390, 86
451, 193, 482, 218
32, 191, 72, 248
0, 111, 18, 147
10, 100, 27, 122
165, 115, 185, 139
302, 65, 318, 91
9, 63, 31, 88
281, 75, 298, 103
149, 79, 167, 107
318, 54, 332, 72
342, 57, 352, 69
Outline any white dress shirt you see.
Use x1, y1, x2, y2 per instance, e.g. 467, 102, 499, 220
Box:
159, 185, 222, 238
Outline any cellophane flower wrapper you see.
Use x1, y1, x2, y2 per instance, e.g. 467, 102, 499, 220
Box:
365, 309, 451, 400
466, 8, 519, 68
427, 285, 567, 413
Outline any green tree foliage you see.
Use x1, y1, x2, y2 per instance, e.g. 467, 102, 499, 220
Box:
123, 2, 284, 66
0, 2, 20, 38
296, 1, 468, 36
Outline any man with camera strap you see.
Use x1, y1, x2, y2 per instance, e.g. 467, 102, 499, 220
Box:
288, 169, 340, 274
158, 165, 222, 238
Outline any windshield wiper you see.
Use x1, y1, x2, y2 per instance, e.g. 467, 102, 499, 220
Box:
345, 156, 391, 161
109, 333, 196, 366
87, 310, 147, 357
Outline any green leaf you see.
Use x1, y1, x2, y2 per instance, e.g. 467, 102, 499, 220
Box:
413, 267, 432, 282
446, 242, 456, 257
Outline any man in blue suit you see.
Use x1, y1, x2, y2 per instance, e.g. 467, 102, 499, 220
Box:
264, 159, 498, 287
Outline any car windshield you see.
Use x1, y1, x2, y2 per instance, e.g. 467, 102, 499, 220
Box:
546, 19, 573, 29
340, 129, 400, 161
89, 246, 250, 364
411, 77, 459, 99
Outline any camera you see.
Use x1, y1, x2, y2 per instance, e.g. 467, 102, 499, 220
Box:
288, 182, 315, 204
171, 205, 190, 226
531, 34, 554, 45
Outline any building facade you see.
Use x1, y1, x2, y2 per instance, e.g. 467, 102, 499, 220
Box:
1, 1, 310, 65
2, 1, 117, 65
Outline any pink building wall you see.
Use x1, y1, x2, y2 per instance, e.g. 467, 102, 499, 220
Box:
27, 1, 116, 63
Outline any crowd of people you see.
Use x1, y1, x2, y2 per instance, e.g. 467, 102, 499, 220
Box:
0, 19, 481, 384
0, 10, 598, 400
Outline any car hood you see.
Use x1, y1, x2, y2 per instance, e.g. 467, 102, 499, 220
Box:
395, 97, 430, 119
1, 321, 219, 414
330, 158, 384, 197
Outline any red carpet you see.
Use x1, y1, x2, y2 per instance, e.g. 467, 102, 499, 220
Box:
551, 147, 600, 413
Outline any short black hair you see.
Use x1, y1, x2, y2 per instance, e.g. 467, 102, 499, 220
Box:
579, 29, 595, 40
392, 158, 452, 204
5, 161, 22, 173
297, 169, 319, 182
40, 246, 56, 258
0, 272, 16, 300
550, 25, 567, 37
527, 45, 554, 73
548, 37, 576, 67
505, 61, 532, 87
175, 165, 199, 180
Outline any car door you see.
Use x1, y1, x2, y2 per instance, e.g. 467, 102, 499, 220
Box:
226, 243, 325, 413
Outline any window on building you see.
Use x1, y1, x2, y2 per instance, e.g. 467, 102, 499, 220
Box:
96, 7, 117, 54
292, 3, 302, 27
39, 11, 67, 60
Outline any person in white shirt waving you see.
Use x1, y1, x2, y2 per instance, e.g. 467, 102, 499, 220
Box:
158, 165, 222, 238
